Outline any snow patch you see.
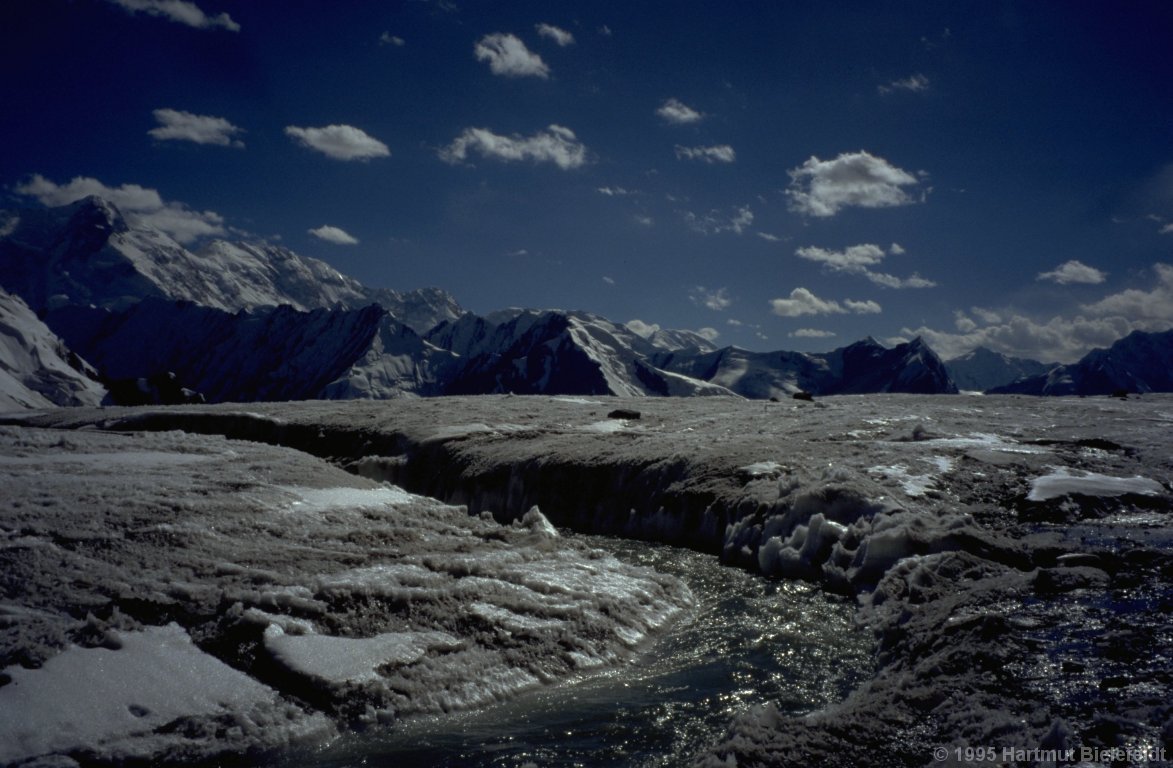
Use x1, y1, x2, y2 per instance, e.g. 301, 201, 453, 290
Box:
1027, 468, 1165, 502
0, 623, 330, 765
263, 625, 462, 685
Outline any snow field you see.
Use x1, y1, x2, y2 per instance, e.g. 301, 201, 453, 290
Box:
0, 426, 693, 764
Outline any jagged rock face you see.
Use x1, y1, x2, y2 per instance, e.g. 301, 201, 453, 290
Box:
0, 287, 106, 409
658, 337, 958, 397
49, 299, 453, 404
991, 329, 1173, 395
945, 347, 1053, 392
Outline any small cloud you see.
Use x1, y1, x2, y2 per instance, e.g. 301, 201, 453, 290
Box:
657, 98, 703, 124
889, 242, 906, 255
697, 327, 720, 342
1037, 259, 1107, 285
439, 125, 587, 170
603, 276, 615, 285
149, 108, 244, 147
1162, 223, 1173, 235
535, 23, 574, 46
878, 73, 930, 95
789, 328, 837, 338
675, 144, 736, 164
107, 0, 239, 31
379, 31, 405, 46
0, 213, 19, 238
690, 286, 732, 311
597, 186, 633, 196
285, 124, 390, 161
625, 319, 660, 337
598, 25, 613, 37
474, 33, 549, 78
795, 244, 936, 289
786, 150, 922, 217
308, 225, 359, 245
769, 287, 881, 317
757, 232, 782, 242
684, 205, 753, 235
633, 214, 654, 227
15, 174, 225, 244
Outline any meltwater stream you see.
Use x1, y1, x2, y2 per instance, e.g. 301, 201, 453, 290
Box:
285, 535, 871, 768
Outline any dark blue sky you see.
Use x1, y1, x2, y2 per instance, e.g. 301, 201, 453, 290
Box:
3, 0, 1172, 361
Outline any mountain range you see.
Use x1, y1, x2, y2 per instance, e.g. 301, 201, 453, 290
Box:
989, 329, 1173, 396
2, 195, 1165, 407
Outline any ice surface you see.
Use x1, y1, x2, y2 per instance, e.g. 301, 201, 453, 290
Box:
0, 623, 330, 765
1027, 467, 1165, 501
6, 394, 1172, 766
263, 625, 461, 685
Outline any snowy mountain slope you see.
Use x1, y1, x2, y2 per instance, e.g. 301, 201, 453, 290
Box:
438, 309, 734, 397
0, 287, 105, 410
50, 299, 455, 403
945, 346, 1053, 392
0, 197, 462, 332
990, 328, 1173, 395
657, 336, 958, 397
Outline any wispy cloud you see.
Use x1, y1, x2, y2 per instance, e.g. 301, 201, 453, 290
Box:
684, 205, 753, 235
790, 328, 837, 338
285, 125, 390, 161
690, 286, 732, 311
107, 0, 239, 31
15, 174, 225, 244
879, 73, 930, 95
786, 151, 922, 217
474, 33, 549, 78
535, 23, 574, 47
379, 31, 405, 47
769, 287, 881, 317
149, 108, 244, 147
1037, 259, 1107, 285
796, 243, 936, 289
903, 263, 1173, 362
656, 98, 703, 124
439, 125, 587, 170
308, 225, 359, 245
597, 186, 634, 196
675, 144, 735, 164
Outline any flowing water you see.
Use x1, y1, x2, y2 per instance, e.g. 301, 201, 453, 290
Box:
284, 535, 872, 767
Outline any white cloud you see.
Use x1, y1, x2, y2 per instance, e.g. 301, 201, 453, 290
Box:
1161, 223, 1173, 235
149, 108, 244, 147
657, 98, 703, 124
769, 287, 881, 317
308, 225, 359, 245
697, 327, 720, 342
675, 144, 736, 164
795, 243, 936, 289
379, 32, 405, 46
786, 151, 922, 217
1037, 259, 1107, 285
690, 286, 732, 311
535, 23, 575, 46
107, 0, 239, 31
285, 125, 390, 161
15, 174, 225, 244
439, 125, 588, 170
597, 186, 633, 196
0, 214, 20, 238
625, 319, 660, 337
904, 263, 1173, 362
790, 328, 837, 338
757, 232, 782, 242
603, 276, 616, 285
474, 33, 550, 78
684, 205, 753, 235
633, 214, 654, 227
878, 73, 930, 95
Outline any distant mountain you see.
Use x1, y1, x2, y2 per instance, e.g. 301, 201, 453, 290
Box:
0, 287, 105, 410
0, 196, 462, 333
945, 346, 1054, 392
429, 309, 732, 397
990, 329, 1173, 396
656, 336, 958, 397
50, 299, 456, 403
1, 196, 962, 405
